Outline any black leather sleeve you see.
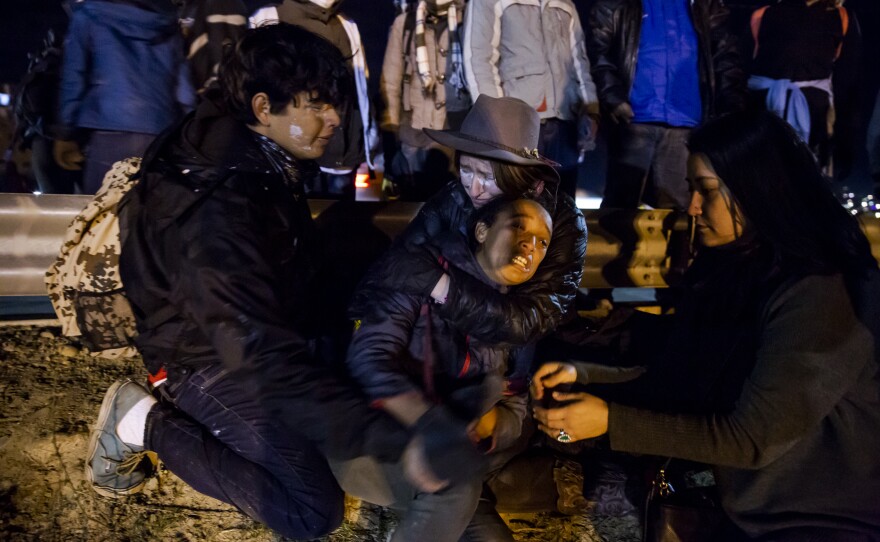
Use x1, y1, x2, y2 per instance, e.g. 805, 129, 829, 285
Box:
588, 0, 629, 111
705, 0, 747, 116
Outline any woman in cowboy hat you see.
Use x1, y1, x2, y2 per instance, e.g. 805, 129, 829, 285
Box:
356, 94, 588, 349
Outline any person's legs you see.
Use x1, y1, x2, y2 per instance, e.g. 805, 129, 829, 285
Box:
648, 126, 691, 211
147, 364, 344, 539
458, 487, 514, 542
538, 119, 580, 198
83, 131, 155, 194
602, 123, 661, 209
332, 453, 483, 542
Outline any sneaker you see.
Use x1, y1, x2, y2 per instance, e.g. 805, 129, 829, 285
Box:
86, 379, 157, 498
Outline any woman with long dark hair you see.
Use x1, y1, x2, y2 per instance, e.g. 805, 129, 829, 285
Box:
532, 110, 880, 540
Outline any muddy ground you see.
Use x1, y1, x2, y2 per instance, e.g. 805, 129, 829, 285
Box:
0, 325, 641, 542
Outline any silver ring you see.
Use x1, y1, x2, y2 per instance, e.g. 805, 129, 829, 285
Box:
556, 429, 572, 443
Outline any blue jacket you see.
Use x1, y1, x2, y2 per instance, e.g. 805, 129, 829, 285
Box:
58, 0, 196, 138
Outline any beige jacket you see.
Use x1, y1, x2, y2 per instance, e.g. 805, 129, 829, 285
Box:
381, 11, 461, 145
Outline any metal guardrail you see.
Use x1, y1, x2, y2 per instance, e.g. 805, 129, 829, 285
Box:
3, 193, 879, 297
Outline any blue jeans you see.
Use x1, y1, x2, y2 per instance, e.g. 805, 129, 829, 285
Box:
603, 122, 691, 210
145, 363, 344, 539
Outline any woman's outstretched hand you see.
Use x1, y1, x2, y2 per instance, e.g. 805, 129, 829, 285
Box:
530, 362, 578, 400
533, 391, 610, 443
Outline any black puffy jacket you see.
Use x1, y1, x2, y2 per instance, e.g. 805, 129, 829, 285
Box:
118, 98, 406, 462
354, 181, 587, 345
588, 0, 746, 119
347, 233, 529, 452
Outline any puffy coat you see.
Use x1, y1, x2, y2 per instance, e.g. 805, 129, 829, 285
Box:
463, 0, 599, 120
57, 0, 196, 139
354, 181, 587, 345
347, 233, 528, 452
118, 97, 406, 462
588, 0, 746, 119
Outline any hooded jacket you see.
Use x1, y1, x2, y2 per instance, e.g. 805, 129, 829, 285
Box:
57, 0, 196, 139
118, 97, 407, 462
588, 0, 746, 120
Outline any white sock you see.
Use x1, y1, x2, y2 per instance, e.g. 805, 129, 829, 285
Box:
116, 395, 156, 448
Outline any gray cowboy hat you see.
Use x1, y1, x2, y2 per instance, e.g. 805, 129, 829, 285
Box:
424, 95, 559, 172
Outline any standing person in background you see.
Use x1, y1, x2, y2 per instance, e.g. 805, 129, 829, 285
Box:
250, 0, 379, 200
178, 0, 248, 96
747, 0, 860, 176
380, 0, 470, 201
463, 0, 600, 197
54, 0, 196, 194
589, 0, 746, 211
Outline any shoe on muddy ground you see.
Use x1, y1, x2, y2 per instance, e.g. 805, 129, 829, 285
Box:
86, 379, 157, 498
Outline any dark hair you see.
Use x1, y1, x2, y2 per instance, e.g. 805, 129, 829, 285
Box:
219, 23, 352, 125
688, 110, 876, 276
456, 152, 559, 210
466, 196, 552, 252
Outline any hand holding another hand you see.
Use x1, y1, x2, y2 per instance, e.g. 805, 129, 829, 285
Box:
533, 391, 609, 443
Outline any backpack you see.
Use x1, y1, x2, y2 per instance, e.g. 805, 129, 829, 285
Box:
45, 157, 143, 359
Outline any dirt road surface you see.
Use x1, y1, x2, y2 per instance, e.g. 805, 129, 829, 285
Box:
0, 325, 640, 542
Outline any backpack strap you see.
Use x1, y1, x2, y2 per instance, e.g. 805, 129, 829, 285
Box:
750, 6, 769, 59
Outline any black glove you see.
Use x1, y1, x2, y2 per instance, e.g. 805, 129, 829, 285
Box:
412, 406, 488, 484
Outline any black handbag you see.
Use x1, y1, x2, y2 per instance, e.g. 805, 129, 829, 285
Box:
643, 458, 726, 542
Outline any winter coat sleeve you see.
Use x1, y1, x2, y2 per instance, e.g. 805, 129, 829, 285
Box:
381, 14, 407, 131
704, 0, 746, 116
346, 290, 425, 401
608, 274, 874, 469
57, 10, 91, 139
437, 195, 588, 345
587, 0, 629, 112
491, 387, 528, 452
170, 190, 408, 462
570, 5, 600, 116
463, 0, 504, 98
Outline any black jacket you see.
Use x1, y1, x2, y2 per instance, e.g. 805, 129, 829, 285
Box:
355, 181, 588, 346
347, 233, 528, 452
118, 98, 406, 461
588, 0, 746, 119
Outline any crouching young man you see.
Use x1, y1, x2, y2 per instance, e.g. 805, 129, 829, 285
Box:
84, 24, 421, 539
338, 197, 553, 541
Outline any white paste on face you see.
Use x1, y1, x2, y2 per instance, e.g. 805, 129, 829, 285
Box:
289, 124, 304, 138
